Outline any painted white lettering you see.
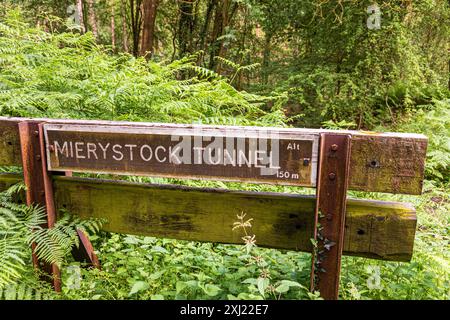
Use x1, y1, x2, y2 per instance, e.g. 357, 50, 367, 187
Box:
255, 150, 265, 168
98, 143, 110, 160
223, 148, 236, 166
171, 135, 191, 164
75, 142, 85, 159
69, 141, 74, 158
112, 144, 123, 161
193, 146, 204, 164
207, 148, 222, 165
204, 136, 223, 165
86, 143, 98, 160
140, 145, 153, 161
269, 151, 281, 169
54, 141, 69, 157
155, 146, 166, 162
237, 149, 251, 167
169, 146, 181, 164
124, 144, 137, 161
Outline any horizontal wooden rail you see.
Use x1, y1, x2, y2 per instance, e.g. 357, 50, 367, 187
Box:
0, 173, 416, 261
0, 117, 427, 194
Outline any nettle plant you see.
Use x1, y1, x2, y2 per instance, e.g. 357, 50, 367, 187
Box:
232, 211, 320, 300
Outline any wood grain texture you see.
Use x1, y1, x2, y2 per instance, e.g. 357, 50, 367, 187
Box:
0, 119, 21, 167
0, 117, 427, 194
349, 135, 428, 194
0, 173, 416, 261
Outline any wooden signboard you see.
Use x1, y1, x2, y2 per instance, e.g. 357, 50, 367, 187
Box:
43, 124, 320, 186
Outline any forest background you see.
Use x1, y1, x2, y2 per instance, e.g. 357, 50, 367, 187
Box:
0, 0, 448, 300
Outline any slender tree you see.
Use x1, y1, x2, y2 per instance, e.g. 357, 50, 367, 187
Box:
140, 0, 159, 57
130, 0, 143, 56
110, 0, 116, 51
177, 0, 195, 58
76, 0, 86, 33
86, 0, 99, 40
208, 0, 238, 71
120, 0, 129, 52
197, 0, 217, 53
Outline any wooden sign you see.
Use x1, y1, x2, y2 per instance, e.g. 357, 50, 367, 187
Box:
43, 124, 319, 186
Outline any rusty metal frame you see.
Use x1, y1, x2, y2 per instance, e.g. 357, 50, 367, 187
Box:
310, 133, 352, 300
18, 121, 100, 292
19, 121, 61, 291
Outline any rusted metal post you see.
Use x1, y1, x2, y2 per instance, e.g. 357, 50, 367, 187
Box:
18, 121, 61, 291
310, 133, 351, 300
71, 228, 101, 269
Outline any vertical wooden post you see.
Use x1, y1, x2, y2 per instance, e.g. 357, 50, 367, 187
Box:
310, 133, 351, 300
18, 121, 61, 291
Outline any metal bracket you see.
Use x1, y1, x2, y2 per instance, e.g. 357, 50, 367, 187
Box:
310, 133, 351, 300
18, 121, 100, 291
19, 121, 61, 291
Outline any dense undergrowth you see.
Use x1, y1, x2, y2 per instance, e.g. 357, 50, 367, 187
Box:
0, 9, 448, 300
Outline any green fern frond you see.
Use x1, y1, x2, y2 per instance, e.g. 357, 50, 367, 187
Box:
0, 182, 103, 291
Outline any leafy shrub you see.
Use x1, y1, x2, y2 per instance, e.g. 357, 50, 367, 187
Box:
0, 182, 102, 298
0, 9, 287, 127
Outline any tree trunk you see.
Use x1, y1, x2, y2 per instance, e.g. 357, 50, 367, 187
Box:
208, 0, 237, 72
111, 0, 116, 51
261, 31, 272, 85
130, 0, 143, 57
216, 2, 238, 74
197, 0, 217, 53
140, 0, 159, 57
86, 0, 99, 40
236, 6, 250, 90
76, 0, 86, 33
177, 0, 195, 58
120, 0, 129, 52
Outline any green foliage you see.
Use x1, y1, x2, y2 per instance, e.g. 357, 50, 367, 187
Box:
0, 182, 103, 298
0, 281, 56, 300
61, 234, 318, 300
265, 0, 450, 128
0, 10, 287, 127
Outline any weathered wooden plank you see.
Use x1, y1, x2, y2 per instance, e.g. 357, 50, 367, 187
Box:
0, 119, 22, 167
0, 173, 23, 191
0, 117, 427, 194
349, 134, 427, 194
0, 173, 416, 261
